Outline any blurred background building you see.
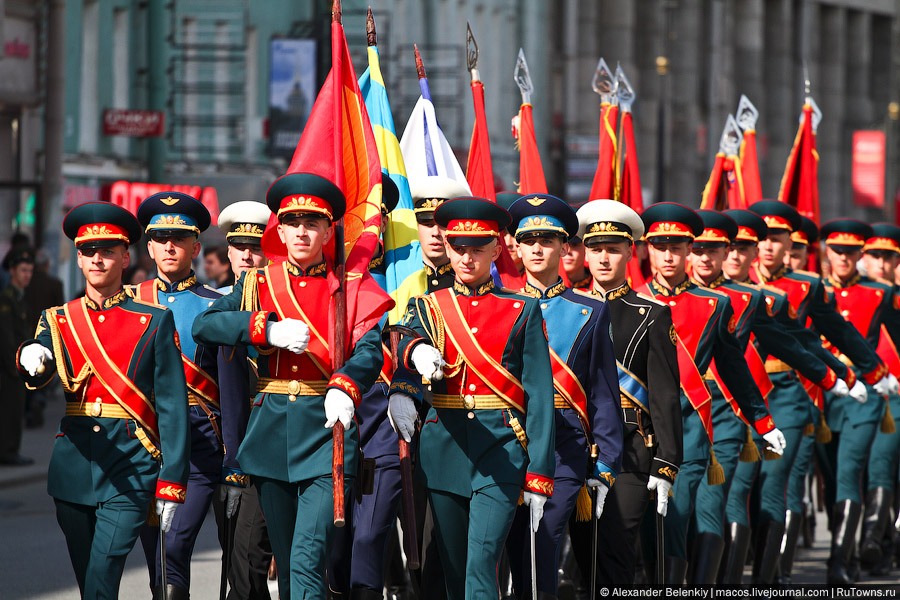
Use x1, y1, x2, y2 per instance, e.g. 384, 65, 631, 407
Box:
1, 0, 898, 290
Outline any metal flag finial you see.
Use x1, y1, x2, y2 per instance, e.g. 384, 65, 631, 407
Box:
366, 7, 376, 47
514, 48, 533, 105
718, 114, 743, 156
735, 95, 758, 132
803, 61, 811, 98
466, 22, 480, 81
591, 57, 616, 103
615, 63, 635, 112
414, 44, 427, 80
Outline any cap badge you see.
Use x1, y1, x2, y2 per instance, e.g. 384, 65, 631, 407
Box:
526, 196, 546, 206
160, 196, 180, 206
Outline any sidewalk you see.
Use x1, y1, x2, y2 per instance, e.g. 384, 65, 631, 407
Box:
0, 396, 62, 489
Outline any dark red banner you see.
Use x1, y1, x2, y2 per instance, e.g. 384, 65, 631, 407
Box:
102, 109, 165, 138
852, 130, 886, 208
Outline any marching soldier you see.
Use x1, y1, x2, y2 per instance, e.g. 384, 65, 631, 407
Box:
689, 210, 849, 583
16, 202, 189, 598
134, 192, 250, 599
387, 197, 555, 600
503, 194, 622, 598
639, 202, 786, 584
215, 200, 273, 600
570, 200, 682, 587
816, 218, 900, 584
859, 223, 900, 575
192, 173, 390, 599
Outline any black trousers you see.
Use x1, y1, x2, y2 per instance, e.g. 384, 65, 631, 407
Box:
213, 483, 273, 600
569, 471, 651, 588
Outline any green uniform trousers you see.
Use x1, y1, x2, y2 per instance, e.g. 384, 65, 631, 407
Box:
665, 409, 708, 559
694, 437, 742, 536
725, 445, 761, 527
428, 484, 520, 600
820, 390, 884, 504
256, 475, 351, 600
867, 393, 900, 491
55, 490, 153, 599
786, 430, 816, 512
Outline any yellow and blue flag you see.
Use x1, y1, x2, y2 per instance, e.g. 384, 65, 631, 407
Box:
359, 45, 422, 324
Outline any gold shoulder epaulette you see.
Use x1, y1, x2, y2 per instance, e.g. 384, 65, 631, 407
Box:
130, 297, 167, 310
634, 291, 666, 306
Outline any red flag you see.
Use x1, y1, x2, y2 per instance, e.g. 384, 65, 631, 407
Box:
778, 103, 820, 225
619, 111, 642, 212
261, 5, 391, 347
700, 153, 746, 210
514, 103, 548, 194
589, 103, 618, 200
740, 129, 763, 205
466, 77, 523, 287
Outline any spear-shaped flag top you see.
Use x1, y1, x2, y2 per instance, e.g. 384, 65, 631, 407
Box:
777, 96, 821, 225
262, 0, 392, 348
616, 64, 643, 213
736, 95, 763, 205
700, 114, 746, 211
512, 48, 548, 194
464, 23, 522, 288
589, 57, 618, 201
359, 10, 421, 325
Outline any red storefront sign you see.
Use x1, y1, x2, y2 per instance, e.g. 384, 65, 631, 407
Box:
108, 181, 219, 226
851, 130, 886, 208
102, 109, 165, 137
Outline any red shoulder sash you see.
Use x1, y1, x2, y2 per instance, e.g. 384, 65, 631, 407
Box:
548, 347, 591, 438
431, 289, 526, 412
63, 299, 160, 441
134, 280, 220, 405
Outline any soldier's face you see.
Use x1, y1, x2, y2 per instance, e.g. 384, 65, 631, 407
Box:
561, 241, 586, 276
147, 233, 201, 281
277, 215, 333, 267
585, 241, 631, 287
825, 245, 860, 280
227, 243, 267, 274
863, 251, 900, 281
724, 244, 758, 280
445, 239, 502, 285
647, 241, 690, 280
517, 235, 566, 278
690, 246, 727, 282
787, 244, 808, 270
416, 217, 448, 264
77, 245, 130, 289
757, 231, 790, 269
504, 232, 523, 271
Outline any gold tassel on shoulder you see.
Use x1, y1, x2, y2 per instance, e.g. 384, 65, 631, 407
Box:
707, 448, 725, 486
739, 426, 760, 463
816, 413, 832, 444
881, 402, 896, 434
575, 485, 593, 522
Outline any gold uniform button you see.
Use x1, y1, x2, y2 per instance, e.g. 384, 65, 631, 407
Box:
841, 290, 848, 297
299, 281, 307, 287
431, 279, 439, 286
291, 365, 298, 372
468, 383, 477, 391
258, 276, 266, 283
467, 411, 475, 419
513, 302, 521, 309
472, 300, 479, 307
92, 425, 101, 433
669, 301, 676, 307
167, 297, 175, 303
471, 327, 479, 334
841, 310, 850, 317
140, 316, 147, 324
98, 315, 105, 323
582, 309, 588, 315
639, 307, 646, 315
540, 303, 548, 310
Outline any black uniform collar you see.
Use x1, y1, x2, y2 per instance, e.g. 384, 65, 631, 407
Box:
285, 261, 327, 278
648, 274, 692, 297
695, 272, 727, 289
828, 272, 861, 290
425, 261, 453, 279
453, 277, 495, 297
84, 289, 128, 311
522, 277, 567, 299
755, 263, 787, 283
156, 272, 198, 293
591, 282, 630, 301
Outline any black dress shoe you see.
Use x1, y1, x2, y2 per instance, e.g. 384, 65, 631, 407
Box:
0, 454, 34, 466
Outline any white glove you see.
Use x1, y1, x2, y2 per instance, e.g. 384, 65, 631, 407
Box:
19, 344, 52, 376
224, 485, 242, 519
522, 491, 547, 532
830, 378, 850, 397
324, 388, 354, 429
647, 476, 672, 517
265, 319, 310, 354
850, 379, 869, 404
763, 427, 787, 456
156, 499, 179, 533
582, 482, 610, 519
874, 373, 899, 396
388, 393, 418, 443
411, 344, 445, 382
